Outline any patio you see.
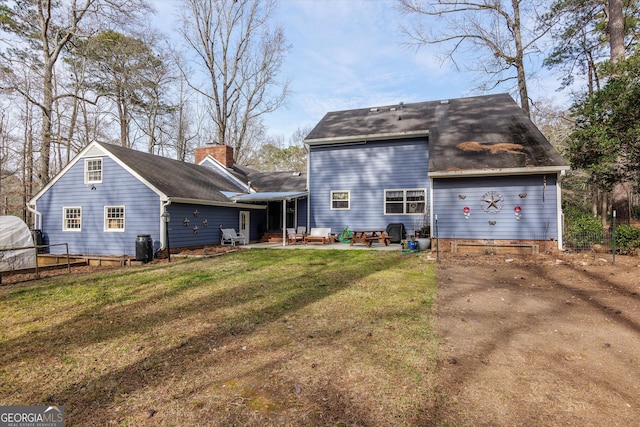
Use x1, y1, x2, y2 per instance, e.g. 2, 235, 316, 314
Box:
243, 241, 402, 251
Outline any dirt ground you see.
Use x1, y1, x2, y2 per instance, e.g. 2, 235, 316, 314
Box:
433, 251, 640, 426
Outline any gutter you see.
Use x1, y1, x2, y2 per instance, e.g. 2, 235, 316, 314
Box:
429, 165, 571, 178
305, 130, 429, 146
166, 197, 266, 210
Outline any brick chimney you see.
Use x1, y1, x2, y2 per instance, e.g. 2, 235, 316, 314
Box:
194, 144, 234, 168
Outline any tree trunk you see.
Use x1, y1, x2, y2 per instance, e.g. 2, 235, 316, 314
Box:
608, 0, 625, 63
612, 184, 631, 224
591, 184, 599, 217
66, 88, 80, 163
40, 63, 54, 184
117, 88, 129, 147
512, 0, 530, 117
608, 0, 629, 222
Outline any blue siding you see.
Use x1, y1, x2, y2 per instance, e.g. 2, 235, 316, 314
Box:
308, 139, 429, 235
166, 203, 266, 247
432, 174, 559, 240
296, 198, 308, 229
36, 156, 161, 255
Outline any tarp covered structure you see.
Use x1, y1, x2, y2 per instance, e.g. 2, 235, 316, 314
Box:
0, 216, 37, 272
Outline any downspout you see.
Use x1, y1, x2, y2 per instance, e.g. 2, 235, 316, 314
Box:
282, 198, 287, 247
161, 199, 172, 250
429, 177, 434, 235
556, 170, 565, 251
305, 143, 311, 231
27, 202, 42, 230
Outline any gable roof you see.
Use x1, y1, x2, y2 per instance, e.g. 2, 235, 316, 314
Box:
305, 93, 569, 177
31, 141, 308, 207
96, 142, 245, 201
198, 157, 307, 193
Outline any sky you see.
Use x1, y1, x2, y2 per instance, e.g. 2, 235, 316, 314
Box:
153, 0, 567, 139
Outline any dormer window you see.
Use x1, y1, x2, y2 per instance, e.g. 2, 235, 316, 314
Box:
85, 158, 102, 184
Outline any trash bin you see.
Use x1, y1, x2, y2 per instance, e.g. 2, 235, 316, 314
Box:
386, 223, 406, 243
32, 229, 47, 253
135, 235, 153, 263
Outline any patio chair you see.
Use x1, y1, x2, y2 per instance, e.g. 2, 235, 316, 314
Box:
304, 228, 332, 244
286, 228, 304, 245
220, 228, 245, 246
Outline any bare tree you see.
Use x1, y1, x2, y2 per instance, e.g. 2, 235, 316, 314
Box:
399, 0, 555, 117
0, 0, 152, 183
178, 0, 291, 163
174, 75, 196, 161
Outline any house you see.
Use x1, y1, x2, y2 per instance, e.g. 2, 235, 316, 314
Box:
28, 142, 307, 256
27, 93, 568, 256
304, 93, 570, 250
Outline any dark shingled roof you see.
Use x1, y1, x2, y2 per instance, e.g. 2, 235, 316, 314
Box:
245, 170, 306, 192
97, 142, 244, 201
226, 165, 307, 192
305, 93, 568, 175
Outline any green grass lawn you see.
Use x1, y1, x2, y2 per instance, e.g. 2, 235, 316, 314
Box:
0, 249, 438, 426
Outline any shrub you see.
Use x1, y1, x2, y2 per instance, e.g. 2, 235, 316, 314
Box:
565, 207, 605, 250
614, 224, 640, 255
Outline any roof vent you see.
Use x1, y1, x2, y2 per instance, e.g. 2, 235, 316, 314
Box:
390, 107, 397, 111
369, 107, 379, 112
440, 99, 449, 105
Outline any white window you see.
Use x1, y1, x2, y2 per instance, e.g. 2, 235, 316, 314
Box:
331, 190, 350, 210
63, 207, 82, 231
384, 189, 426, 215
104, 206, 125, 232
85, 158, 102, 184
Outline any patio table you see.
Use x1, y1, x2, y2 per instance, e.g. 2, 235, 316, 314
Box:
349, 230, 391, 247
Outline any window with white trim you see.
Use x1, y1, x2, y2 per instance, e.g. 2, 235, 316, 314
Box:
331, 190, 350, 210
384, 189, 426, 214
63, 207, 82, 231
85, 158, 102, 183
104, 206, 125, 231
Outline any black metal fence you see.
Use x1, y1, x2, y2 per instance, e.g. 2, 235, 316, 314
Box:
563, 220, 640, 263
563, 229, 614, 253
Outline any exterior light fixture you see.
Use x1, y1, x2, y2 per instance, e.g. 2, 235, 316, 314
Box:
463, 206, 471, 219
